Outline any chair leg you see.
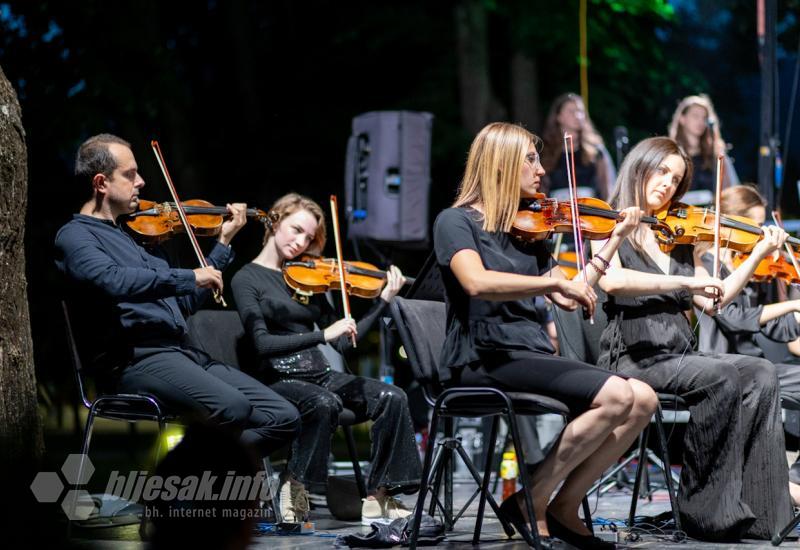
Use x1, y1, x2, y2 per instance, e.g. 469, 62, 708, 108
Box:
507, 411, 542, 549
443, 417, 454, 527
491, 424, 511, 494
627, 426, 650, 528
652, 406, 682, 532
342, 425, 367, 498
67, 410, 97, 538
261, 457, 282, 523
408, 409, 440, 550
473, 416, 500, 545
581, 496, 594, 534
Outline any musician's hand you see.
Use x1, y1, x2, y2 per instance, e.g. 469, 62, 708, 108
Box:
683, 276, 725, 300
556, 279, 597, 317
693, 241, 713, 258
194, 266, 224, 291
548, 291, 578, 312
324, 318, 358, 342
379, 265, 406, 303
218, 203, 248, 246
752, 225, 788, 259
611, 207, 643, 239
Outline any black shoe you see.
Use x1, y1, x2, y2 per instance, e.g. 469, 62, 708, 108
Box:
546, 510, 615, 549
498, 492, 558, 548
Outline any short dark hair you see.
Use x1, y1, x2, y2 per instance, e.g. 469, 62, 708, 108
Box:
74, 133, 131, 187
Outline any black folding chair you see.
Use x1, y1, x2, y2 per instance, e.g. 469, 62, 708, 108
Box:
63, 302, 282, 531
390, 297, 594, 549
62, 301, 177, 526
185, 309, 368, 498
552, 302, 683, 533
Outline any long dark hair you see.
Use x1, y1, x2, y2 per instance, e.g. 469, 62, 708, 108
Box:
540, 93, 605, 172
608, 136, 692, 250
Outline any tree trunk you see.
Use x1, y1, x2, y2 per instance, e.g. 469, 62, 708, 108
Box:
0, 63, 43, 518
454, 0, 506, 134
510, 50, 541, 132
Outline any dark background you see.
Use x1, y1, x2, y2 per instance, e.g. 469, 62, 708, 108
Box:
3, 0, 800, 415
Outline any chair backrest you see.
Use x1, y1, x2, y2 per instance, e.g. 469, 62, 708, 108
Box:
62, 301, 93, 409
185, 310, 250, 369
389, 297, 446, 401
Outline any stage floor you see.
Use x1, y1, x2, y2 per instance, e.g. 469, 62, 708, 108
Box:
65, 477, 800, 549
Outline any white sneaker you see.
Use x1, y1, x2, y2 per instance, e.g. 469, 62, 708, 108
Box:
361, 495, 413, 525
279, 478, 310, 523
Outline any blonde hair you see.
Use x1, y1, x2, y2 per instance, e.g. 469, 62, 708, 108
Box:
667, 94, 727, 171
720, 184, 766, 217
540, 93, 605, 173
263, 193, 327, 255
453, 122, 538, 233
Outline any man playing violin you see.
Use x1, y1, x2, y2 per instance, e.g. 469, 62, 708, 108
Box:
230, 192, 421, 526
55, 133, 300, 460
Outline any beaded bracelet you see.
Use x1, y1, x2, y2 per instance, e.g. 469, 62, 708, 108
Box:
593, 254, 611, 270
588, 258, 607, 276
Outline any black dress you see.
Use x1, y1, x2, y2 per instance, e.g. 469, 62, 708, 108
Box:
597, 240, 792, 541
231, 263, 421, 494
433, 207, 616, 415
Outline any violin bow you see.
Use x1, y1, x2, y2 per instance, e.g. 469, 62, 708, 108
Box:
150, 140, 226, 307
771, 210, 800, 285
564, 132, 593, 324
712, 154, 724, 313
329, 195, 357, 348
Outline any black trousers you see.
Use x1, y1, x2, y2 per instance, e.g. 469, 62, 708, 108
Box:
269, 369, 421, 494
117, 343, 300, 457
618, 352, 792, 541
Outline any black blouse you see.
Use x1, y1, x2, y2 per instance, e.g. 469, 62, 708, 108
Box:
433, 207, 556, 382
697, 254, 800, 356
231, 262, 386, 371
597, 240, 696, 371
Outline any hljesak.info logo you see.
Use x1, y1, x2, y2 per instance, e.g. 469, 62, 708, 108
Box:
30, 453, 271, 520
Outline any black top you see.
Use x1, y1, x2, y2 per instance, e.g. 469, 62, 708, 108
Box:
433, 207, 556, 382
597, 239, 696, 371
690, 154, 714, 193
231, 262, 386, 371
54, 214, 233, 369
697, 254, 800, 356
547, 146, 600, 194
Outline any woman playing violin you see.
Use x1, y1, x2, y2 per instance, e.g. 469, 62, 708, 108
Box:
434, 122, 657, 549
595, 137, 791, 541
230, 193, 420, 526
695, 184, 800, 503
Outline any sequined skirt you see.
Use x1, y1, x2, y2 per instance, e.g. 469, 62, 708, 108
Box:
269, 347, 330, 376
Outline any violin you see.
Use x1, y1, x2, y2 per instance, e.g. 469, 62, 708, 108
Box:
124, 199, 268, 244
731, 251, 800, 285
512, 194, 675, 244
654, 202, 800, 253
283, 256, 415, 301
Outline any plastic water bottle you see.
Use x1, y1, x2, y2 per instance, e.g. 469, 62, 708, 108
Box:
500, 450, 519, 500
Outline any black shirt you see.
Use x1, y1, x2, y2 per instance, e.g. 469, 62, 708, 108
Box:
697, 254, 800, 356
54, 214, 233, 368
433, 207, 556, 382
230, 262, 386, 371
597, 240, 695, 370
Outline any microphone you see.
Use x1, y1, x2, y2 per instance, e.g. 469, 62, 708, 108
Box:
613, 126, 629, 148
613, 126, 629, 167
